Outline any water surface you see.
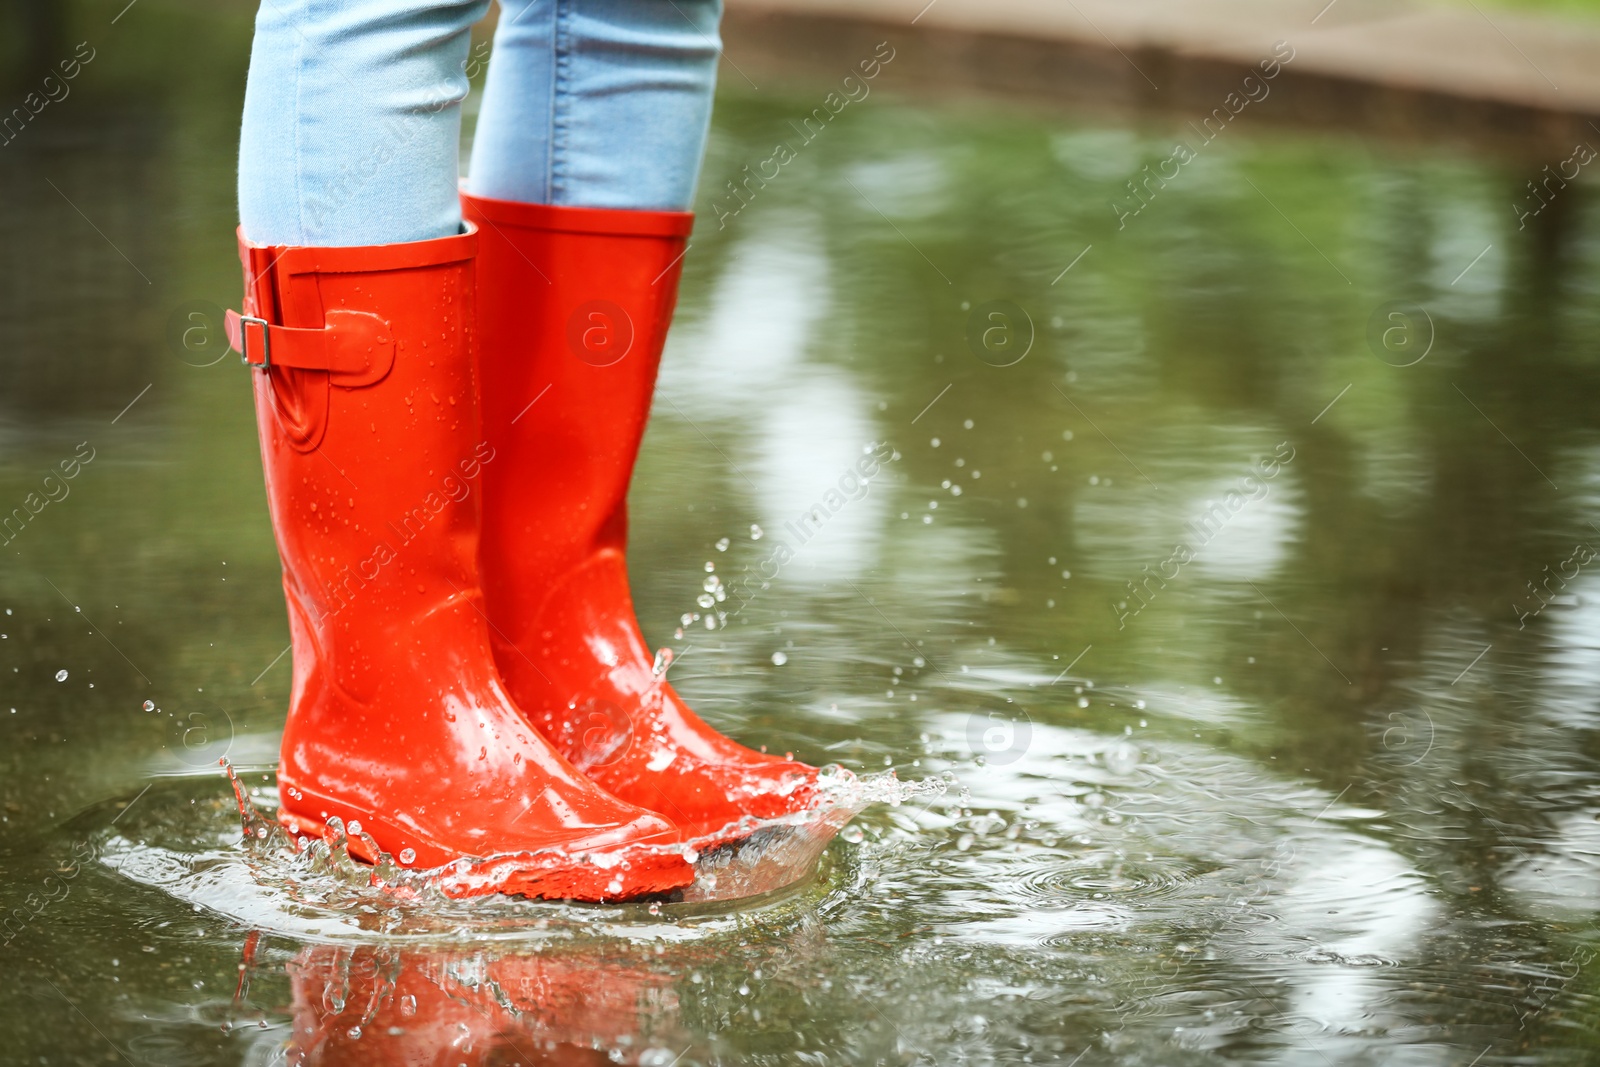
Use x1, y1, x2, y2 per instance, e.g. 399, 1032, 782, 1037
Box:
2, 3, 1600, 1064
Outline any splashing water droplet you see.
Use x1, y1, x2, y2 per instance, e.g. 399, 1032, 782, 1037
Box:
750, 524, 763, 540
771, 651, 788, 666
697, 593, 715, 609
142, 699, 155, 712
715, 537, 730, 552
841, 824, 865, 844
55, 670, 68, 682
652, 647, 674, 676
398, 848, 416, 865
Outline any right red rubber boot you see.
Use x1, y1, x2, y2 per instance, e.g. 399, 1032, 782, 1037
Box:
228, 224, 693, 901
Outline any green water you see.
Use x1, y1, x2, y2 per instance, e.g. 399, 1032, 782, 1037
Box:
4, 2, 1600, 1064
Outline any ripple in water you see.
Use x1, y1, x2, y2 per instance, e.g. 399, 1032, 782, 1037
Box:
88, 761, 943, 943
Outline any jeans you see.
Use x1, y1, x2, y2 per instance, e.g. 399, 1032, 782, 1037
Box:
238, 0, 723, 247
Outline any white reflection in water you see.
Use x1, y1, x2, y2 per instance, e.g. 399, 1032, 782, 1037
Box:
661, 213, 891, 584
927, 713, 1438, 1037
1072, 445, 1302, 586
752, 373, 886, 584
1050, 128, 1143, 184
661, 212, 830, 409
1500, 808, 1600, 921
842, 152, 949, 219
1188, 472, 1302, 582
1428, 185, 1504, 317
1541, 574, 1600, 730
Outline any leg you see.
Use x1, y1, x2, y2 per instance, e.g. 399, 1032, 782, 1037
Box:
228, 0, 695, 899
238, 0, 489, 246
466, 0, 722, 210
463, 0, 822, 843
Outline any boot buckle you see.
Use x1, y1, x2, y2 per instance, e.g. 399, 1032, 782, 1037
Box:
234, 314, 272, 371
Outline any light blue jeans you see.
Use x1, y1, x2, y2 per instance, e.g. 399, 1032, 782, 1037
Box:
238, 0, 723, 247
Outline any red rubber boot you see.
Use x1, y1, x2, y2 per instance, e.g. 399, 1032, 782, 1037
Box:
462, 193, 819, 844
226, 225, 693, 901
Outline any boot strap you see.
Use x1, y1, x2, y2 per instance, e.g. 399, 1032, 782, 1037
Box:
225, 307, 395, 385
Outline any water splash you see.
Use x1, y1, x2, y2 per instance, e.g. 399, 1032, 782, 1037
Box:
651, 647, 674, 677
112, 758, 948, 937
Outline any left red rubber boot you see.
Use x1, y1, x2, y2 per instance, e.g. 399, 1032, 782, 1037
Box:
463, 191, 818, 843
225, 225, 693, 902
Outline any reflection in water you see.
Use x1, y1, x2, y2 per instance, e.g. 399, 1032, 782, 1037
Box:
269, 942, 681, 1066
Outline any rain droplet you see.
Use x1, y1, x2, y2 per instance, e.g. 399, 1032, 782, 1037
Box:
771, 651, 788, 666
54, 670, 67, 682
